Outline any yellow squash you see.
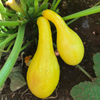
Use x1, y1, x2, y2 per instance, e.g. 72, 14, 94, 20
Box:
43, 9, 84, 66
27, 17, 60, 98
5, 0, 25, 15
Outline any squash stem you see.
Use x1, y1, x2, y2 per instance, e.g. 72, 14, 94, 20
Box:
52, 0, 61, 11
0, 25, 25, 88
0, 33, 17, 48
34, 0, 39, 14
20, 39, 34, 51
63, 5, 100, 21
0, 40, 15, 52
76, 64, 93, 81
67, 18, 79, 25
0, 20, 29, 26
51, 0, 56, 9
0, 33, 10, 36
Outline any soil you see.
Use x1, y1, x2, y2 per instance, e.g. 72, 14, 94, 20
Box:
1, 0, 100, 100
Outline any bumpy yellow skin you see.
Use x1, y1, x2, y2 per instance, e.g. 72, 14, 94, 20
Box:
5, 0, 24, 14
27, 17, 60, 98
43, 9, 84, 66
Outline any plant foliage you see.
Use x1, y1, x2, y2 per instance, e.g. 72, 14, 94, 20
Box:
71, 53, 100, 100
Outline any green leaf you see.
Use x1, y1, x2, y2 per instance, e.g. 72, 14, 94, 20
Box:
70, 79, 100, 100
93, 53, 100, 78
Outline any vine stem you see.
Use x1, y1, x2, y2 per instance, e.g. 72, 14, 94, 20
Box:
0, 20, 29, 26
76, 64, 93, 81
63, 5, 100, 21
0, 33, 17, 48
0, 25, 25, 88
52, 0, 61, 11
34, 0, 39, 14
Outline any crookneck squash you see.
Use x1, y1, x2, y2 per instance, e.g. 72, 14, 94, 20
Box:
27, 17, 60, 98
43, 9, 84, 66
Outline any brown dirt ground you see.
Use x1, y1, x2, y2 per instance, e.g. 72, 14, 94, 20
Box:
1, 0, 100, 100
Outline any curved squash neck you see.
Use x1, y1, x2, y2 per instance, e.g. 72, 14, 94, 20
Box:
43, 10, 69, 34
37, 18, 53, 52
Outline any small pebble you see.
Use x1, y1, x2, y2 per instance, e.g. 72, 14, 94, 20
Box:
82, 19, 89, 29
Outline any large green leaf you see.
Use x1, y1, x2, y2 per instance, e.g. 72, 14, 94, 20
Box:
93, 53, 100, 78
70, 78, 100, 100
71, 53, 100, 100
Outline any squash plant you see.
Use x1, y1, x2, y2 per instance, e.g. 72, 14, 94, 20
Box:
0, 0, 100, 99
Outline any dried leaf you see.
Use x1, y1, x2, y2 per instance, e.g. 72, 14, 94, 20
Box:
9, 65, 26, 91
